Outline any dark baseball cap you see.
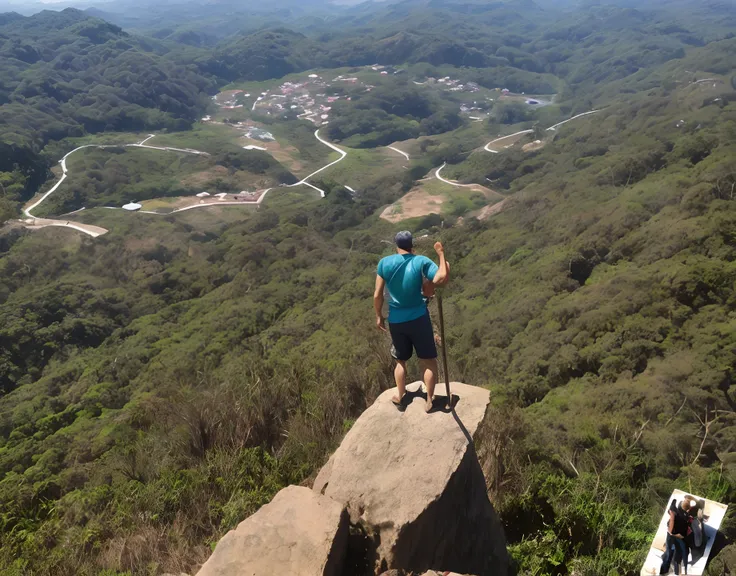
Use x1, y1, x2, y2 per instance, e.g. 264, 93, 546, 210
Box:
395, 230, 413, 250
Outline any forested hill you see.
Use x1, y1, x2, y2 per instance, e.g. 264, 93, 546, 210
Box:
207, 2, 717, 83
0, 8, 212, 141
0, 8, 215, 220
3, 0, 734, 222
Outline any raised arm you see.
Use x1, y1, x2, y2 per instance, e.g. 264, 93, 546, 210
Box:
432, 241, 449, 286
374, 274, 387, 332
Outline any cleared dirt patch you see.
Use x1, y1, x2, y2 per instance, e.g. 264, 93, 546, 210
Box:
381, 188, 446, 223
476, 198, 510, 220
381, 177, 501, 223
522, 140, 546, 152
215, 90, 244, 104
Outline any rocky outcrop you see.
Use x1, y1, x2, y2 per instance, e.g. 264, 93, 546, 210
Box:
379, 572, 477, 576
313, 382, 508, 576
422, 572, 477, 576
196, 485, 348, 576
196, 381, 508, 576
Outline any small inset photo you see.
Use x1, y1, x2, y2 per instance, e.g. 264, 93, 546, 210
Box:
640, 489, 728, 576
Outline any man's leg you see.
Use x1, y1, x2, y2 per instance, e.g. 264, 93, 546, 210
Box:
412, 311, 439, 413
419, 358, 438, 412
388, 323, 412, 406
673, 538, 687, 575
393, 360, 407, 403
675, 539, 688, 575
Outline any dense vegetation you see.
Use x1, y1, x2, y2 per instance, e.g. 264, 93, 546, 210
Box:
325, 80, 462, 147
0, 8, 215, 220
1, 1, 736, 575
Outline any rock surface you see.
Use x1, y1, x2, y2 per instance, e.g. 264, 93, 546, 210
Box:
379, 572, 477, 576
314, 381, 508, 576
196, 485, 348, 576
422, 572, 477, 576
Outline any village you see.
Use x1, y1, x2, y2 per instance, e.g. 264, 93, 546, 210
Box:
208, 64, 551, 130
212, 68, 387, 128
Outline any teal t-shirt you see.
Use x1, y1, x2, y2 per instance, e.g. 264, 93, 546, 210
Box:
377, 254, 439, 324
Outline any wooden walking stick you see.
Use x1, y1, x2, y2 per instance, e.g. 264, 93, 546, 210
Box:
437, 292, 452, 410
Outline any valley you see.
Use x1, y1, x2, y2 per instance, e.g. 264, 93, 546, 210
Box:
15, 63, 584, 237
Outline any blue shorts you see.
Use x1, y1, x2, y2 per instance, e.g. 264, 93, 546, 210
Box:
389, 311, 438, 361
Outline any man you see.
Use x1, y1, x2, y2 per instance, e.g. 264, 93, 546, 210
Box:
374, 231, 449, 413
661, 498, 692, 575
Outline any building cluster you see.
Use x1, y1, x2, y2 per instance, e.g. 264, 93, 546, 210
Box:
250, 73, 369, 126
207, 67, 551, 132
421, 76, 482, 93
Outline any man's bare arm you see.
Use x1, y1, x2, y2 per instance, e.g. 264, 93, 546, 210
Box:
374, 275, 387, 331
432, 241, 449, 285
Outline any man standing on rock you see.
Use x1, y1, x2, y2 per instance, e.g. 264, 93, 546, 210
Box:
374, 231, 449, 413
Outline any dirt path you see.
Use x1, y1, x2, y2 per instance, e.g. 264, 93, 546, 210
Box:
286, 129, 347, 198
481, 110, 601, 154
546, 110, 600, 131
387, 146, 410, 161
20, 217, 108, 237
484, 130, 534, 153
436, 163, 483, 188
400, 108, 603, 222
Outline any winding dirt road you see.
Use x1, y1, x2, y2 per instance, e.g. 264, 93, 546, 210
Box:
23, 133, 210, 223
388, 146, 410, 161
20, 218, 109, 237
21, 108, 601, 239
436, 163, 482, 188
21, 135, 211, 237
481, 110, 601, 154
484, 129, 534, 153
19, 128, 348, 238
546, 110, 600, 131
428, 109, 604, 191
287, 129, 347, 198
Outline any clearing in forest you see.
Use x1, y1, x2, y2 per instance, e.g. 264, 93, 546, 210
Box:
522, 140, 546, 152
138, 190, 267, 213
381, 177, 502, 223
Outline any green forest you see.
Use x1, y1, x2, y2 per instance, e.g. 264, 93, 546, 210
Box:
4, 0, 734, 219
1, 0, 736, 575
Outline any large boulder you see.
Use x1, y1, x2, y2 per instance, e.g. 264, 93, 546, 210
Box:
314, 381, 508, 576
379, 572, 477, 576
196, 485, 348, 576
